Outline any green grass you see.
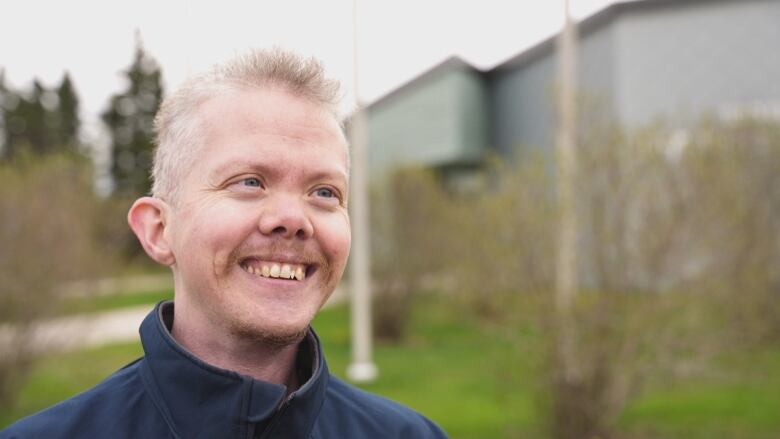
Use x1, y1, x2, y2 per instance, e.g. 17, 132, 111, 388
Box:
59, 289, 173, 315
621, 349, 780, 439
312, 301, 540, 438
623, 386, 780, 439
3, 298, 780, 438
0, 342, 144, 427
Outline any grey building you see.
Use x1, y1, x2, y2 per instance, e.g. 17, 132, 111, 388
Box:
364, 58, 490, 179
365, 0, 780, 178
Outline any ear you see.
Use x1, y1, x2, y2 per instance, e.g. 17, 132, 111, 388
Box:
128, 197, 176, 266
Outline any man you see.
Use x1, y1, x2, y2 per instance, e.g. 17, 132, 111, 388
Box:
2, 49, 446, 438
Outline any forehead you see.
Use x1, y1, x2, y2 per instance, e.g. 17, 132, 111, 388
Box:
193, 87, 349, 179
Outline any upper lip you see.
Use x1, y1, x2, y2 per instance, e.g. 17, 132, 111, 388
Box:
239, 254, 312, 266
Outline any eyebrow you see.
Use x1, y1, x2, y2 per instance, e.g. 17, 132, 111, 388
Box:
305, 170, 348, 188
209, 160, 259, 180
209, 160, 348, 187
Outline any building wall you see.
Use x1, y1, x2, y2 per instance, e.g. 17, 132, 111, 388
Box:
490, 51, 557, 155
458, 68, 491, 163
615, 0, 780, 127
490, 21, 618, 155
490, 0, 780, 154
366, 65, 489, 179
578, 21, 618, 120
366, 0, 780, 172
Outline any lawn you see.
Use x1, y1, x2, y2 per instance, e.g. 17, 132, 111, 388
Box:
621, 348, 780, 439
2, 298, 780, 438
59, 289, 173, 315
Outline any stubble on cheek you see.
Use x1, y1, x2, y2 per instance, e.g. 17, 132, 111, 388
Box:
230, 320, 310, 347
214, 249, 236, 277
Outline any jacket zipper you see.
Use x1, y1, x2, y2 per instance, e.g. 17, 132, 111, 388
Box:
256, 397, 291, 439
249, 389, 298, 439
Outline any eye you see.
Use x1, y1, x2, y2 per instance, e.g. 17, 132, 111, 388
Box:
315, 187, 335, 198
241, 177, 262, 188
228, 176, 265, 194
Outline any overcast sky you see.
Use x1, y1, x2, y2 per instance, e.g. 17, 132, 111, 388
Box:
1, 0, 617, 134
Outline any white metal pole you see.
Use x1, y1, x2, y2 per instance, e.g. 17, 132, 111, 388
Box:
346, 0, 378, 383
555, 0, 580, 384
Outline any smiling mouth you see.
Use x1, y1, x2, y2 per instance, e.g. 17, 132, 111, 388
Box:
240, 258, 310, 281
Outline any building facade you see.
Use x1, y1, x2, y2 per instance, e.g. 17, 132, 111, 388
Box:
365, 0, 780, 177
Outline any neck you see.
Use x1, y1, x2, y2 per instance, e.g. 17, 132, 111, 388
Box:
170, 297, 301, 392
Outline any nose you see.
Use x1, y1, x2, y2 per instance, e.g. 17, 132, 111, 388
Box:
258, 195, 314, 239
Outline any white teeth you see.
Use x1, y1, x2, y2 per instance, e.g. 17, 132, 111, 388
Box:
244, 262, 306, 280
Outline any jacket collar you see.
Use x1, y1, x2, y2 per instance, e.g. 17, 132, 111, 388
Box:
138, 301, 329, 439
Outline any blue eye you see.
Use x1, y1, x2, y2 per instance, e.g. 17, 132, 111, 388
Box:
315, 188, 335, 198
242, 177, 262, 187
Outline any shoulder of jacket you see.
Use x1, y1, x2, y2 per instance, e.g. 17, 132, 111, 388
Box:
322, 375, 448, 438
1, 358, 149, 438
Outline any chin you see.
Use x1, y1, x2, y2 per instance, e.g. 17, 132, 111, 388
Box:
230, 320, 309, 347
228, 309, 314, 347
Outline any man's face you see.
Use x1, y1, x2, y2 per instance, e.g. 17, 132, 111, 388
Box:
166, 87, 350, 344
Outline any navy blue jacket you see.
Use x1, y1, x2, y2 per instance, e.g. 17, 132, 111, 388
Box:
1, 302, 447, 438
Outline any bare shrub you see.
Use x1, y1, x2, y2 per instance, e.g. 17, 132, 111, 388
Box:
446, 155, 556, 318
681, 118, 780, 344
92, 193, 155, 271
369, 159, 556, 340
370, 167, 453, 341
0, 153, 106, 409
543, 116, 780, 439
366, 114, 779, 437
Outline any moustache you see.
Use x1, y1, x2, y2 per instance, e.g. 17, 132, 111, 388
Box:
228, 240, 328, 268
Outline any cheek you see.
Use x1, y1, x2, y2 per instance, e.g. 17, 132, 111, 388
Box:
318, 213, 351, 266
176, 205, 255, 265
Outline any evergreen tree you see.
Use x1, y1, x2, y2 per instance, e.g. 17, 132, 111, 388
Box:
0, 71, 25, 160
0, 80, 46, 159
102, 38, 164, 196
0, 72, 82, 160
24, 80, 52, 155
55, 72, 81, 151
0, 70, 9, 158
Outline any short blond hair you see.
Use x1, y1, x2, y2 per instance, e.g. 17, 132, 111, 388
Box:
152, 48, 342, 202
